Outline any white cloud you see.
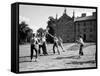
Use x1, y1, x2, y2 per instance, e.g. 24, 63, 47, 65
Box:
19, 16, 30, 24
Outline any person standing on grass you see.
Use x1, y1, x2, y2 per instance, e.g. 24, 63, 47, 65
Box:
58, 36, 65, 52
30, 34, 39, 62
38, 33, 48, 55
42, 33, 48, 55
38, 36, 43, 55
77, 35, 84, 56
53, 35, 60, 55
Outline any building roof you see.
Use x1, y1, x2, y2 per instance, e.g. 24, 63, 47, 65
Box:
74, 15, 96, 22
58, 13, 72, 22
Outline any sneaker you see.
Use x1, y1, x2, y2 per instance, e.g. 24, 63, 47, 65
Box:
35, 58, 39, 62
30, 59, 32, 62
63, 50, 65, 52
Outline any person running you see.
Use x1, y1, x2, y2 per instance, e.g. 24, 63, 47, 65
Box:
30, 34, 39, 62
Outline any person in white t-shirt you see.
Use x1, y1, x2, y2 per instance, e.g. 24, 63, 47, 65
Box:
30, 34, 39, 62
58, 36, 65, 52
53, 35, 60, 55
38, 33, 48, 55
77, 35, 84, 56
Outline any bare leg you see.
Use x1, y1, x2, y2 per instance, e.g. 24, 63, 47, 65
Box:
42, 42, 48, 55
53, 43, 56, 54
60, 43, 65, 52
34, 47, 38, 62
56, 43, 60, 55
79, 44, 84, 56
30, 44, 33, 61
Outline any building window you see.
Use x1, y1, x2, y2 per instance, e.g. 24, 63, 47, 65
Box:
94, 25, 96, 30
67, 35, 69, 38
89, 34, 93, 38
90, 28, 92, 32
78, 22, 80, 26
84, 22, 86, 27
90, 21, 92, 25
83, 28, 86, 32
78, 22, 80, 32
78, 28, 80, 32
61, 19, 64, 23
83, 34, 86, 41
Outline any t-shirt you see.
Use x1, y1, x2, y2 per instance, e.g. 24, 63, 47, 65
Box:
31, 37, 38, 45
59, 37, 63, 43
79, 38, 84, 45
42, 37, 46, 42
54, 37, 59, 43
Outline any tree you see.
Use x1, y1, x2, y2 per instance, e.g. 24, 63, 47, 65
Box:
19, 21, 33, 44
46, 16, 56, 43
37, 28, 45, 37
24, 27, 33, 42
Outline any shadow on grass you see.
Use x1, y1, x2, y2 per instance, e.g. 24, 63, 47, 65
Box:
66, 60, 96, 65
19, 56, 30, 63
55, 55, 81, 60
19, 56, 36, 63
67, 43, 95, 51
19, 57, 39, 63
19, 56, 30, 58
19, 54, 51, 63
19, 60, 31, 63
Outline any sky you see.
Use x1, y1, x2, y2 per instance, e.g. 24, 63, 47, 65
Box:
19, 4, 96, 33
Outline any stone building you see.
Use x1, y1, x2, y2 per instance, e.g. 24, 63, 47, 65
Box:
74, 12, 96, 42
47, 9, 96, 43
54, 9, 75, 42
47, 9, 75, 43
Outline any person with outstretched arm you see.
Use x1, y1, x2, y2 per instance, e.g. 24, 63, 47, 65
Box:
53, 35, 60, 55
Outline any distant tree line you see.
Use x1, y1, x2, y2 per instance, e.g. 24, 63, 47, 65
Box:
46, 16, 56, 43
19, 21, 33, 44
36, 16, 56, 43
19, 16, 57, 44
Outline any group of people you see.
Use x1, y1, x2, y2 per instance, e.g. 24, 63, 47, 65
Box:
30, 29, 66, 61
30, 32, 48, 61
30, 28, 84, 62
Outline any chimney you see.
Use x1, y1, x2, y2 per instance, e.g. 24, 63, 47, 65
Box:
81, 13, 86, 17
92, 12, 96, 17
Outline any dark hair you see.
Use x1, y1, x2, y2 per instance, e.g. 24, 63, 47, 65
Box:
33, 33, 35, 37
79, 35, 82, 38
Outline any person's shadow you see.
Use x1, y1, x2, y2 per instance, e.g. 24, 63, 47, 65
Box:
55, 55, 81, 60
